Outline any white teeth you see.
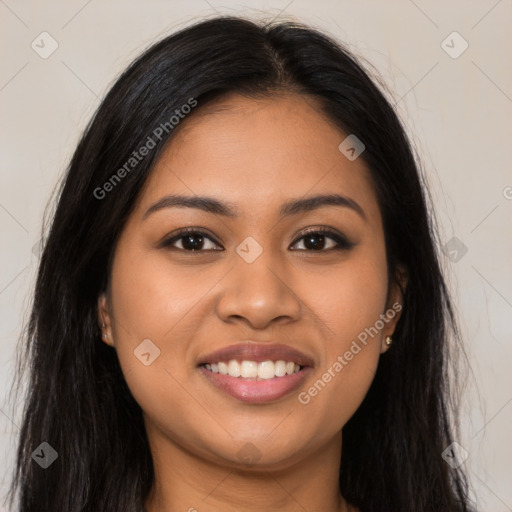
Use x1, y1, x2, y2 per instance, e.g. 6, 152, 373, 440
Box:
274, 360, 287, 377
204, 359, 302, 379
257, 360, 275, 379
240, 360, 258, 378
218, 362, 228, 375
228, 360, 241, 377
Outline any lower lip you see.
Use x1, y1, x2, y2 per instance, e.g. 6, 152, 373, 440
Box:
199, 366, 312, 403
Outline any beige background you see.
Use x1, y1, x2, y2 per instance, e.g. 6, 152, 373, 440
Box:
1, 1, 511, 510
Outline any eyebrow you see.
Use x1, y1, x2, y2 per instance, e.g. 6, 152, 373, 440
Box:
143, 193, 366, 221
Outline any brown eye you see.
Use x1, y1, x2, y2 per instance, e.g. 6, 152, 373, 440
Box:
161, 229, 223, 251
290, 228, 354, 251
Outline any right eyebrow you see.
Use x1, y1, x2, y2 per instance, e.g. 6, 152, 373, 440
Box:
143, 195, 237, 220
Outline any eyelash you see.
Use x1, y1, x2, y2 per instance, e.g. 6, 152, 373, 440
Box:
160, 227, 354, 253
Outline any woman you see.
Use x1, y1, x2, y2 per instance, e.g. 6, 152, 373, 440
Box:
8, 15, 473, 512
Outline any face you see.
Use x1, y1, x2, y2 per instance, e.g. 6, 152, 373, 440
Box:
98, 93, 403, 470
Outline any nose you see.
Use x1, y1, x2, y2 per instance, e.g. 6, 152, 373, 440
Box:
215, 250, 302, 330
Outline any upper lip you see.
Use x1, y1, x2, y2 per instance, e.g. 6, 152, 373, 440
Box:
197, 342, 314, 367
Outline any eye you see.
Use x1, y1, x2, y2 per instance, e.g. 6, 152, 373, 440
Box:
290, 228, 354, 252
161, 228, 223, 252
161, 227, 354, 253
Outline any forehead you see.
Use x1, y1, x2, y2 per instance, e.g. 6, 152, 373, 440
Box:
137, 93, 380, 221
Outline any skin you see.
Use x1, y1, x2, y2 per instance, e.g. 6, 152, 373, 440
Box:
98, 93, 405, 512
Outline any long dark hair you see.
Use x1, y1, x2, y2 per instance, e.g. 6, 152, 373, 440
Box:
7, 15, 472, 511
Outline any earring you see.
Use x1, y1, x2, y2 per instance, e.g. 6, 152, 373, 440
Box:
103, 333, 108, 340
385, 336, 392, 346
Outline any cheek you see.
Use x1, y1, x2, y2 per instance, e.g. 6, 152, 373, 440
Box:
296, 247, 388, 424
106, 240, 188, 380
108, 244, 214, 440
109, 241, 218, 344
307, 248, 389, 344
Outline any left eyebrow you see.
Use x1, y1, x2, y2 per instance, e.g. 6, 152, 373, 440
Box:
143, 193, 366, 221
279, 193, 366, 221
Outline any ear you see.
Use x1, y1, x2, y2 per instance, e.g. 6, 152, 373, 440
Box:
97, 292, 114, 347
380, 265, 407, 354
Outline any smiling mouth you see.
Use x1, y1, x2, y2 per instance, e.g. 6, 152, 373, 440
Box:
201, 359, 304, 380
198, 360, 312, 403
196, 342, 314, 403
